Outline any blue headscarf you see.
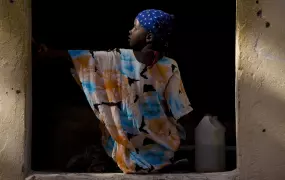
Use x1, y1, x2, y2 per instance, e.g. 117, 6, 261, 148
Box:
136, 9, 174, 42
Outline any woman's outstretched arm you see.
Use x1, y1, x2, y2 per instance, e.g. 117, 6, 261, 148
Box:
32, 38, 70, 60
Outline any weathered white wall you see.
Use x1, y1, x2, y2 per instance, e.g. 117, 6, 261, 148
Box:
237, 0, 285, 179
0, 0, 30, 179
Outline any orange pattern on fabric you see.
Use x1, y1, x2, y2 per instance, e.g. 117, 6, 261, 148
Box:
68, 49, 193, 173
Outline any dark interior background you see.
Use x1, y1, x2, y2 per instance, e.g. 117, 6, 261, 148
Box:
32, 0, 236, 172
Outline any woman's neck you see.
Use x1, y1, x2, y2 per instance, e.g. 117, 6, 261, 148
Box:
134, 45, 163, 66
141, 44, 166, 57
141, 44, 153, 52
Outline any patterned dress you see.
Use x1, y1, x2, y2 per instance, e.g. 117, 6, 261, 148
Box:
68, 49, 193, 173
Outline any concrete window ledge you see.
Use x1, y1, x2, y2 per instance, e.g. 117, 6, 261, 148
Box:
26, 170, 238, 180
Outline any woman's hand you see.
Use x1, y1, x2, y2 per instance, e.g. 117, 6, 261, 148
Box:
32, 38, 50, 61
32, 37, 69, 60
38, 43, 48, 53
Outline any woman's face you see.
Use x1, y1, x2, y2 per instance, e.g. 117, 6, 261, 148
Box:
129, 19, 148, 50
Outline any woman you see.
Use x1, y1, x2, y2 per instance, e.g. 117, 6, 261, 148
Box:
36, 9, 193, 173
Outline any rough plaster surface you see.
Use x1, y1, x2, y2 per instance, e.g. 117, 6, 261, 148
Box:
237, 0, 285, 179
0, 0, 30, 179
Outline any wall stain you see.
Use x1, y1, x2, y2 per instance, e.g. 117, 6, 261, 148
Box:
257, 10, 262, 18
21, 164, 25, 172
265, 22, 271, 28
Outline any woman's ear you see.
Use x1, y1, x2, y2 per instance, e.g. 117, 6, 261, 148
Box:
146, 32, 154, 44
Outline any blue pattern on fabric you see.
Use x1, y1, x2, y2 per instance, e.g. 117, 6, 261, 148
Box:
68, 48, 192, 173
68, 50, 89, 58
139, 145, 170, 166
168, 94, 185, 117
104, 136, 115, 156
81, 81, 96, 93
141, 92, 163, 120
119, 50, 141, 79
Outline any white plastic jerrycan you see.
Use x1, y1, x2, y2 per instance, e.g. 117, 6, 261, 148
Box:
195, 115, 226, 172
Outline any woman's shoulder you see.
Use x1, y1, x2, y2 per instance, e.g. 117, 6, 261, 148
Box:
68, 49, 132, 57
158, 56, 178, 67
118, 48, 133, 54
96, 48, 134, 59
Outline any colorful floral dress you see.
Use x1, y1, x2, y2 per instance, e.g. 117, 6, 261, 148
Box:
68, 49, 192, 173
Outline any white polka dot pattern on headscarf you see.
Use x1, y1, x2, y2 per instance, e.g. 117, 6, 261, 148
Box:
136, 9, 174, 38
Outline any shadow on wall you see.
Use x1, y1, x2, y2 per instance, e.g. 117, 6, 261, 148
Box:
238, 74, 285, 180
0, 160, 24, 179
236, 0, 285, 177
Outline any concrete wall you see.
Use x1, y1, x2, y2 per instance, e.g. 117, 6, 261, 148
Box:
1, 0, 285, 179
237, 0, 285, 179
0, 0, 30, 179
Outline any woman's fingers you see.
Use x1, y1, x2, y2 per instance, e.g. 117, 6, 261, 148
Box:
32, 37, 48, 53
38, 44, 48, 52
